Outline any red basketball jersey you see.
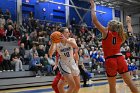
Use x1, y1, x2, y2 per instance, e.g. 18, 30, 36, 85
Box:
102, 31, 122, 58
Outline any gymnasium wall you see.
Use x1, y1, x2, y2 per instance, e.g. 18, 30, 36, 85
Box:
22, 0, 66, 24
69, 0, 113, 27
0, 0, 115, 27
0, 0, 16, 21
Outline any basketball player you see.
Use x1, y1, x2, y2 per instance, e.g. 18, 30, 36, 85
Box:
49, 27, 80, 93
52, 52, 65, 93
90, 0, 139, 93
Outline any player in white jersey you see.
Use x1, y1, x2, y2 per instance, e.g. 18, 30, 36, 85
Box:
49, 27, 80, 93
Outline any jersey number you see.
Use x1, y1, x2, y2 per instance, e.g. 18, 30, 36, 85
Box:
64, 52, 70, 57
112, 37, 116, 45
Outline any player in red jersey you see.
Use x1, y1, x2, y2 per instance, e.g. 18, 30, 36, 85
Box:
52, 52, 65, 93
90, 0, 139, 93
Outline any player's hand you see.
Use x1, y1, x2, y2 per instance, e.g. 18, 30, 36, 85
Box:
126, 16, 131, 24
90, 0, 95, 9
53, 65, 57, 71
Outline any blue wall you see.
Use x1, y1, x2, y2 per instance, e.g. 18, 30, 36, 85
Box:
69, 0, 113, 27
0, 0, 16, 21
22, 0, 66, 24
0, 0, 113, 26
96, 5, 113, 27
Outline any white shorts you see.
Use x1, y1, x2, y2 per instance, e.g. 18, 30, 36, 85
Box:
58, 59, 80, 76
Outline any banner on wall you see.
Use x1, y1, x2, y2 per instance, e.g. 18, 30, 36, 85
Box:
26, 0, 29, 3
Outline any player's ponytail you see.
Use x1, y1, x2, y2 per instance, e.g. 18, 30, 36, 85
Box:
118, 22, 126, 43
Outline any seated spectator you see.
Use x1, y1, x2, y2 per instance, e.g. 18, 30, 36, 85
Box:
0, 8, 3, 17
5, 25, 14, 41
0, 25, 5, 41
0, 15, 6, 26
29, 45, 38, 60
41, 54, 53, 75
29, 53, 43, 77
0, 46, 3, 72
37, 44, 45, 61
4, 9, 11, 20
10, 48, 23, 71
13, 26, 21, 40
21, 32, 31, 50
2, 49, 13, 71
19, 43, 25, 64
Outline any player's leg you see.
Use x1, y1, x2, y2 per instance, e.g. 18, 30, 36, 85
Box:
118, 56, 139, 93
57, 79, 67, 93
121, 72, 139, 93
63, 74, 76, 93
107, 77, 117, 93
73, 75, 80, 93
52, 72, 61, 93
105, 58, 118, 93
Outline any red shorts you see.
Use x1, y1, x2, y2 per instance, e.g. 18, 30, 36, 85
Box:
105, 55, 128, 77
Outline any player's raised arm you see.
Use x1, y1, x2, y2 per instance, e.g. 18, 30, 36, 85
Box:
90, 0, 107, 34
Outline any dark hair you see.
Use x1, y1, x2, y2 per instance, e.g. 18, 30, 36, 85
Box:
59, 27, 68, 33
0, 46, 3, 51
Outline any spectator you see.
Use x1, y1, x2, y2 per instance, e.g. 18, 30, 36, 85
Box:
0, 15, 5, 26
37, 45, 45, 58
78, 48, 90, 87
29, 45, 38, 60
21, 32, 31, 49
41, 54, 53, 75
0, 25, 5, 41
29, 53, 43, 77
0, 8, 3, 17
0, 46, 3, 72
10, 48, 23, 71
4, 9, 11, 20
2, 49, 13, 71
5, 25, 14, 41
19, 43, 25, 64
13, 26, 21, 40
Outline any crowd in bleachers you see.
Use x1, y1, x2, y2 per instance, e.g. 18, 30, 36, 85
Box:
0, 9, 140, 78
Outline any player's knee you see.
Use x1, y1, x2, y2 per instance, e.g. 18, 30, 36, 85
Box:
69, 82, 76, 89
75, 84, 80, 90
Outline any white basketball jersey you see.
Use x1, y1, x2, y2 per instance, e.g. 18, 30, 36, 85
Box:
55, 38, 74, 62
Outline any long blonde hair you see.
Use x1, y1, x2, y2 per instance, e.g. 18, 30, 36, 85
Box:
108, 20, 126, 43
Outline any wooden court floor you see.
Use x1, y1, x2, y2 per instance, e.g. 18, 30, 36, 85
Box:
0, 79, 140, 93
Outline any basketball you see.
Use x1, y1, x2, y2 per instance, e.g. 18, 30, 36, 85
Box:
50, 31, 62, 43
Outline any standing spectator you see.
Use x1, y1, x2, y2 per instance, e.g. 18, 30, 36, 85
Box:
2, 49, 13, 71
10, 48, 23, 71
78, 48, 90, 87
